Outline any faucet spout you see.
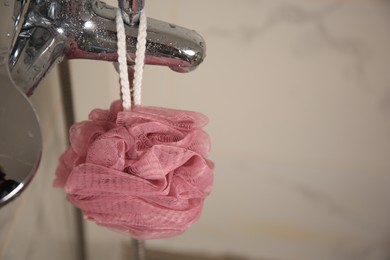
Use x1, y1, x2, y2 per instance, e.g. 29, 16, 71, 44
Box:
9, 0, 206, 96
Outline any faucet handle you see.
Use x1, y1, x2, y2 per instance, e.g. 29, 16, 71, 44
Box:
0, 1, 42, 207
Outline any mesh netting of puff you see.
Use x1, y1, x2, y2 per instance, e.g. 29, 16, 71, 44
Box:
54, 100, 214, 240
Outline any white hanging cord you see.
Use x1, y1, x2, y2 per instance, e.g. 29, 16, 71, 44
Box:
133, 10, 147, 106
116, 9, 147, 110
116, 9, 131, 111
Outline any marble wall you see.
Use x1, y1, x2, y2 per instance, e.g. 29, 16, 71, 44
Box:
67, 0, 390, 260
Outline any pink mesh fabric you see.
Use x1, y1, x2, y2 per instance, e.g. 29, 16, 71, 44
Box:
54, 100, 214, 240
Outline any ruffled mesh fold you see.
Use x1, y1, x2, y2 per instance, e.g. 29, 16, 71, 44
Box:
54, 100, 214, 240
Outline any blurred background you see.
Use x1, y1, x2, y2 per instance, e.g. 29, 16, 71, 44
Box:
1, 0, 390, 260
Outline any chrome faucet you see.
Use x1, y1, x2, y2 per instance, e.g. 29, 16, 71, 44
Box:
0, 0, 206, 207
10, 0, 206, 95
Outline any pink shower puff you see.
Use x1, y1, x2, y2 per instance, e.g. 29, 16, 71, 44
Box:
54, 100, 214, 240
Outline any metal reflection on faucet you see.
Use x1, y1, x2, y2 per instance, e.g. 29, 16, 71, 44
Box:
57, 28, 65, 34
83, 21, 95, 30
183, 49, 197, 57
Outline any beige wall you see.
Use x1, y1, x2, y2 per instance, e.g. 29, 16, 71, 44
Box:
68, 1, 390, 260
